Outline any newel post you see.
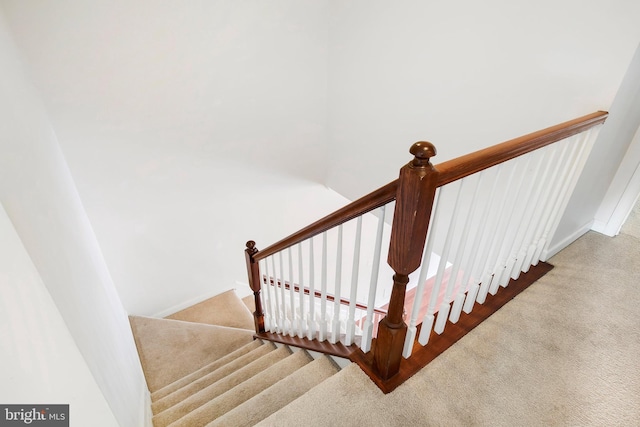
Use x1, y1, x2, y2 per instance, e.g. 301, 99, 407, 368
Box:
373, 141, 439, 380
245, 241, 265, 334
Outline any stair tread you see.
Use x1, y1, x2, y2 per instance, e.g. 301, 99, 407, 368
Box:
152, 341, 276, 414
166, 289, 254, 330
153, 346, 293, 427
209, 355, 340, 427
129, 316, 254, 392
151, 339, 263, 402
169, 349, 314, 427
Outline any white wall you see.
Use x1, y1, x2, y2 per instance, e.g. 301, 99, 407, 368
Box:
3, 0, 640, 320
1, 0, 333, 315
0, 11, 149, 426
0, 205, 119, 427
325, 0, 640, 202
588, 44, 640, 237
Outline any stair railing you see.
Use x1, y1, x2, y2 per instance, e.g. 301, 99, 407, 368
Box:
245, 111, 608, 389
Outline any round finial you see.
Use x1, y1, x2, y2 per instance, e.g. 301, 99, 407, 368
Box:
246, 240, 256, 249
410, 141, 436, 167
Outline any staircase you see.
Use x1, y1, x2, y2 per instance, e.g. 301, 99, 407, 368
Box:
130, 290, 343, 427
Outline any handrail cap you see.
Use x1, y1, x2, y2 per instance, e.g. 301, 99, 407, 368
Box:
410, 141, 436, 166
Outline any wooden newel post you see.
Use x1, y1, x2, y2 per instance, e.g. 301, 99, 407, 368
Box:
374, 141, 439, 380
245, 241, 265, 333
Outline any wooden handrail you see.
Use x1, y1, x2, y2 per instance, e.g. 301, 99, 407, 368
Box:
435, 111, 608, 187
254, 180, 398, 261
264, 276, 388, 316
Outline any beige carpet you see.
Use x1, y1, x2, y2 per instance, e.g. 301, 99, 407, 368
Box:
166, 289, 255, 330
129, 316, 254, 391
258, 216, 640, 425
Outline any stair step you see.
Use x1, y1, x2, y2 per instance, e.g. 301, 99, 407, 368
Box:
129, 316, 253, 391
210, 355, 340, 427
151, 339, 263, 402
152, 346, 293, 427
169, 349, 314, 427
152, 341, 276, 414
165, 289, 254, 330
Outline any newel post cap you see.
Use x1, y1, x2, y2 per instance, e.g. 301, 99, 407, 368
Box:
410, 141, 436, 167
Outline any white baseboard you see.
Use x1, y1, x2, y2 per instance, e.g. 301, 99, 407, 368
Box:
590, 219, 618, 237
143, 385, 153, 427
543, 220, 594, 261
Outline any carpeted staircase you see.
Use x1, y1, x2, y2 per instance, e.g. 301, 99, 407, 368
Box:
130, 290, 342, 427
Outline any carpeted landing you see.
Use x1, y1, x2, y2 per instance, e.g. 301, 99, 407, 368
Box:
129, 290, 341, 427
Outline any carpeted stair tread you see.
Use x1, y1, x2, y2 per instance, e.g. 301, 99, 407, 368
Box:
242, 294, 256, 313
152, 346, 293, 427
169, 349, 314, 427
151, 339, 263, 402
166, 289, 254, 330
209, 355, 340, 427
152, 341, 276, 414
130, 316, 253, 392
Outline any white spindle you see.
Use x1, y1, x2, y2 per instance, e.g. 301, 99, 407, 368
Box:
259, 259, 272, 332
447, 174, 481, 323
486, 155, 532, 296
361, 205, 386, 353
433, 182, 465, 335
462, 165, 504, 314
403, 190, 441, 356
287, 247, 296, 337
509, 146, 557, 281
530, 137, 583, 265
346, 216, 363, 345
268, 257, 280, 333
522, 141, 573, 270
492, 154, 539, 290
297, 243, 306, 337
307, 237, 316, 340
539, 129, 598, 261
278, 252, 288, 334
330, 225, 344, 344
318, 232, 328, 341
419, 186, 457, 345
476, 160, 520, 304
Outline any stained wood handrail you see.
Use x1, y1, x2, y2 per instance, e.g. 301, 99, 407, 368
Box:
254, 180, 398, 261
264, 276, 388, 316
435, 111, 608, 187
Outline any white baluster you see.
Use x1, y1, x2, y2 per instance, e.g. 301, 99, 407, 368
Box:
278, 252, 290, 335
259, 259, 272, 332
361, 206, 386, 353
403, 190, 441, 355
476, 160, 520, 304
419, 186, 456, 345
272, 254, 282, 334
330, 225, 344, 344
287, 247, 297, 337
487, 155, 532, 296
539, 128, 599, 261
523, 141, 572, 270
307, 237, 316, 340
346, 216, 363, 345
265, 256, 280, 333
447, 175, 481, 323
434, 180, 471, 334
318, 232, 328, 342
463, 166, 503, 314
510, 146, 557, 280
297, 243, 306, 338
